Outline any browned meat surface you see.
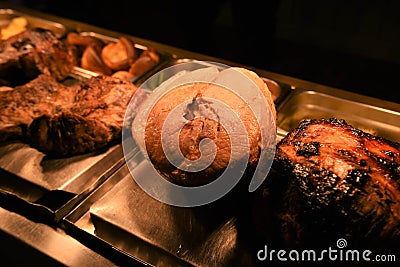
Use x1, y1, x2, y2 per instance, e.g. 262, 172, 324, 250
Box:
0, 74, 78, 142
28, 75, 138, 156
0, 28, 77, 86
256, 118, 400, 249
0, 74, 138, 156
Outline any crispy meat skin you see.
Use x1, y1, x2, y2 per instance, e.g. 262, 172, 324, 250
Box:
0, 28, 76, 86
260, 118, 400, 248
0, 74, 137, 156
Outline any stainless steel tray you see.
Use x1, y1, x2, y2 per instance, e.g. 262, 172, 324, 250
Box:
63, 58, 400, 266
69, 31, 173, 84
0, 8, 66, 38
45, 37, 400, 267
62, 61, 286, 265
0, 73, 140, 222
0, 142, 126, 222
0, 8, 170, 224
64, 159, 262, 267
276, 89, 400, 143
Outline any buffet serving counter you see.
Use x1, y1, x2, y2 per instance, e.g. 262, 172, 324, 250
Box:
0, 2, 399, 267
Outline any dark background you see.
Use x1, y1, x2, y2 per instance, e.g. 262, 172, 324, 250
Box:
5, 0, 400, 103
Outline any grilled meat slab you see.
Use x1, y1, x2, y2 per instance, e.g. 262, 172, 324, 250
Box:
28, 75, 138, 156
0, 28, 77, 86
0, 74, 138, 156
258, 118, 400, 248
0, 74, 77, 142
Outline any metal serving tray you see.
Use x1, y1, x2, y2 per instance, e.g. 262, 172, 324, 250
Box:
276, 89, 400, 143
0, 142, 126, 222
62, 59, 400, 267
0, 12, 170, 224
62, 59, 290, 266
62, 59, 273, 265
0, 73, 141, 223
64, 159, 264, 267
71, 31, 173, 84
0, 8, 66, 38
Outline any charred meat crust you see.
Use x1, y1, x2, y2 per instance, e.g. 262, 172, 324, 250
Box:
260, 118, 400, 248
